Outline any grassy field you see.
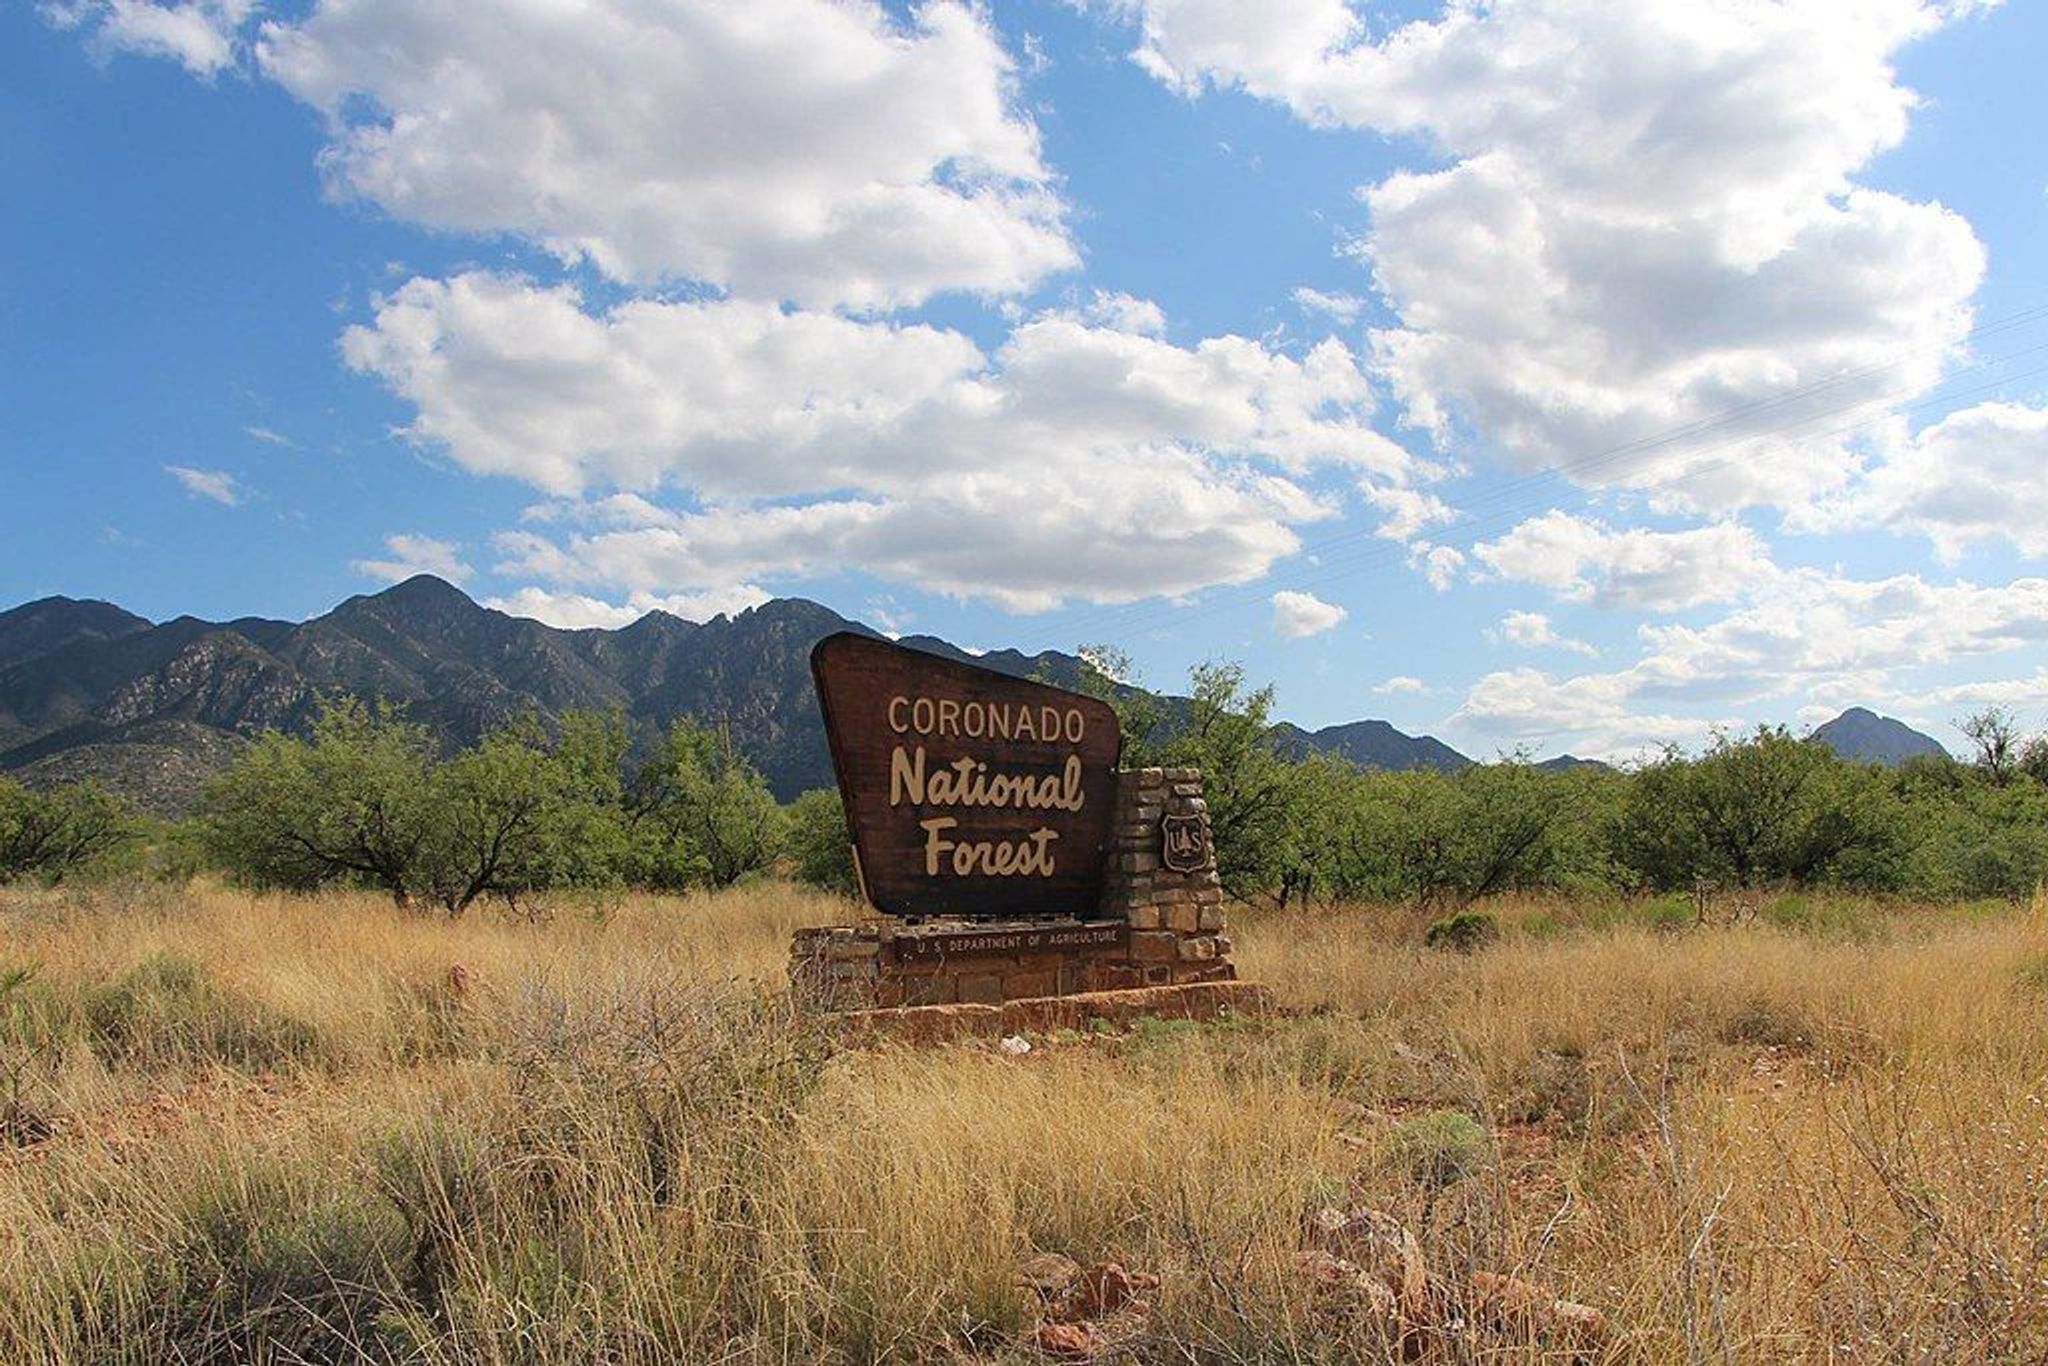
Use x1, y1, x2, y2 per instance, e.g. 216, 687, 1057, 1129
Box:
2, 881, 2046, 1363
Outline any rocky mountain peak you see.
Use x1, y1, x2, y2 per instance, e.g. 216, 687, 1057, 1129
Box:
1810, 707, 1948, 765
0, 595, 153, 670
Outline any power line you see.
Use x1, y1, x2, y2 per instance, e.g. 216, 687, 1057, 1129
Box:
1267, 356, 2048, 609
1073, 301, 2048, 643
1050, 301, 2048, 639
1053, 338, 2048, 645
1095, 353, 2048, 642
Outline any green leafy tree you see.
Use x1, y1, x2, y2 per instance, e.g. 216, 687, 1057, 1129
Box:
1291, 761, 1595, 908
786, 788, 858, 896
1268, 755, 1365, 905
528, 709, 636, 890
1153, 661, 1298, 901
1961, 706, 2021, 786
202, 700, 634, 914
1070, 644, 1165, 762
1613, 727, 1905, 891
629, 718, 786, 889
2018, 734, 2048, 787
1936, 777, 2048, 900
201, 697, 439, 906
0, 777, 134, 883
416, 719, 565, 915
1426, 760, 1588, 906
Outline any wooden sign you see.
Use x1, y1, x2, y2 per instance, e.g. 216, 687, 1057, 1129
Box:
811, 632, 1122, 920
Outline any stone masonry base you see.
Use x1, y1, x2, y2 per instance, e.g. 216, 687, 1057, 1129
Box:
790, 917, 1236, 1010
790, 766, 1240, 1013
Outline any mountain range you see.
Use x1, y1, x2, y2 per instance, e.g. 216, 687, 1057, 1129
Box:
0, 577, 1947, 812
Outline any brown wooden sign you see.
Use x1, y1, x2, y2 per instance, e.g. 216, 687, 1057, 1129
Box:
811, 632, 1122, 920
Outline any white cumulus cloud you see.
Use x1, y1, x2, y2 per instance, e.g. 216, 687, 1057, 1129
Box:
1473, 512, 1775, 611
1412, 543, 1465, 592
1843, 400, 2048, 558
345, 271, 1422, 611
1292, 286, 1369, 324
1454, 567, 2048, 757
483, 584, 771, 630
47, 0, 256, 77
1271, 589, 1347, 638
352, 533, 472, 585
1493, 610, 1596, 657
252, 0, 1073, 310
1102, 0, 1990, 514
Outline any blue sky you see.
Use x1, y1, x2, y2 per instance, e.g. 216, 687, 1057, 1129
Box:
4, 0, 2046, 759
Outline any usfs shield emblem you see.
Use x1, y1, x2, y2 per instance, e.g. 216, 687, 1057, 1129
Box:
1160, 813, 1209, 874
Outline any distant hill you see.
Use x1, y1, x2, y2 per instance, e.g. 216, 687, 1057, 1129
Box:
1535, 754, 1612, 774
0, 578, 1478, 812
1810, 707, 1949, 765
1267, 719, 1469, 771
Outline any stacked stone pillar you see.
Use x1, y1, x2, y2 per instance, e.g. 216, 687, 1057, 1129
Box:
1098, 766, 1231, 976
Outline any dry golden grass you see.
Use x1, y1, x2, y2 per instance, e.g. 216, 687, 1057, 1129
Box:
3, 880, 2046, 1362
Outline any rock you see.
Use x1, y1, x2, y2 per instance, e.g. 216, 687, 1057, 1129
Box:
1551, 1297, 1609, 1344
999, 1034, 1033, 1057
1034, 1320, 1096, 1360
1018, 1251, 1083, 1300
1469, 1271, 1608, 1348
0, 1098, 55, 1147
1292, 1249, 1399, 1322
1071, 1262, 1135, 1317
1304, 1207, 1428, 1323
1329, 1097, 1378, 1126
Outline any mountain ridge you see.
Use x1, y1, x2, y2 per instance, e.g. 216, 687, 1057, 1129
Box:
1266, 718, 1469, 772
3, 578, 1937, 813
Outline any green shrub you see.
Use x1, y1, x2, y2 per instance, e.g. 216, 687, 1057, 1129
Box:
67, 1154, 407, 1362
1424, 910, 1498, 953
785, 788, 858, 894
81, 953, 321, 1071
626, 717, 786, 890
0, 776, 135, 883
1388, 1109, 1494, 1190
1762, 893, 1812, 928
2015, 955, 2048, 995
1638, 894, 1698, 933
1716, 994, 1811, 1048
1760, 894, 1882, 939
198, 699, 808, 909
1583, 894, 1694, 934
